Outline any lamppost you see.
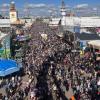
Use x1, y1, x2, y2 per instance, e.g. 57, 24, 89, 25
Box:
4, 39, 7, 59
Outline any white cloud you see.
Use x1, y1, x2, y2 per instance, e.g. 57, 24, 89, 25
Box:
23, 3, 58, 17
25, 3, 47, 8
0, 3, 9, 12
75, 4, 88, 9
48, 10, 52, 13
2, 3, 9, 7
93, 7, 97, 11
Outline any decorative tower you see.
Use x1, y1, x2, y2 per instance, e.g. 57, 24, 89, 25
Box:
60, 0, 66, 17
60, 0, 66, 26
9, 1, 18, 23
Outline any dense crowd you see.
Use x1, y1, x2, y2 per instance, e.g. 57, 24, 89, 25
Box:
0, 21, 100, 100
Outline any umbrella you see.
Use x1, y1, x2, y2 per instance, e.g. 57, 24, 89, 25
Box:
0, 59, 20, 77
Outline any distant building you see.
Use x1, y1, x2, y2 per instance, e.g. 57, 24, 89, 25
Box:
49, 18, 61, 27
20, 18, 35, 28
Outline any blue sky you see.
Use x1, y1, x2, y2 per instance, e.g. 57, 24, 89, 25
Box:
0, 0, 100, 17
0, 0, 100, 7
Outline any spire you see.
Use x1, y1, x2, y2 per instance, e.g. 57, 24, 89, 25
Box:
10, 1, 16, 11
61, 0, 65, 9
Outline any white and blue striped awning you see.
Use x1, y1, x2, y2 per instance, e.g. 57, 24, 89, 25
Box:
0, 59, 20, 76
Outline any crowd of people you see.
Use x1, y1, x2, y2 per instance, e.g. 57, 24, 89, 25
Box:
0, 21, 100, 100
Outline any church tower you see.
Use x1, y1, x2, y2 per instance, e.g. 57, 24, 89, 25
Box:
60, 0, 66, 17
9, 1, 18, 23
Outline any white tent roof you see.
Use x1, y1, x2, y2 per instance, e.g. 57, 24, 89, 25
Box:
0, 19, 10, 27
61, 16, 100, 27
88, 40, 100, 49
